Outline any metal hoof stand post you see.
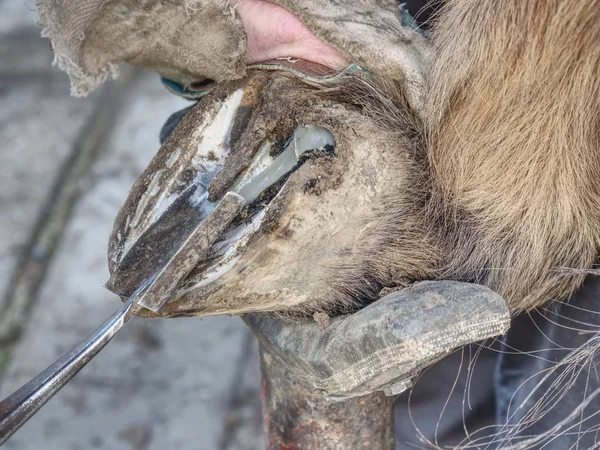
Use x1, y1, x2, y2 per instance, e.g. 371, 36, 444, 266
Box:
260, 347, 396, 449
245, 281, 510, 449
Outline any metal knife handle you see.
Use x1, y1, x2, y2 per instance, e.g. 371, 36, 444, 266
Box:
0, 296, 136, 445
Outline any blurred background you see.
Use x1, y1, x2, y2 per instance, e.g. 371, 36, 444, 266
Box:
0, 1, 264, 449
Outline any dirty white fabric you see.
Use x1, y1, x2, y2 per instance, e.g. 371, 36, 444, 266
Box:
36, 0, 430, 114
37, 0, 118, 96
37, 0, 247, 96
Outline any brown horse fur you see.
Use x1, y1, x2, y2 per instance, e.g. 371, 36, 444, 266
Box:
276, 0, 600, 314
426, 0, 600, 311
106, 0, 600, 318
330, 0, 600, 313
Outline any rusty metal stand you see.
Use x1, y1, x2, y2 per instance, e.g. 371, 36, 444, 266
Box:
259, 346, 396, 450
245, 282, 511, 450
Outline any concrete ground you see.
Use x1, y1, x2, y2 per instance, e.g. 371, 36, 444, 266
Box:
0, 2, 263, 449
